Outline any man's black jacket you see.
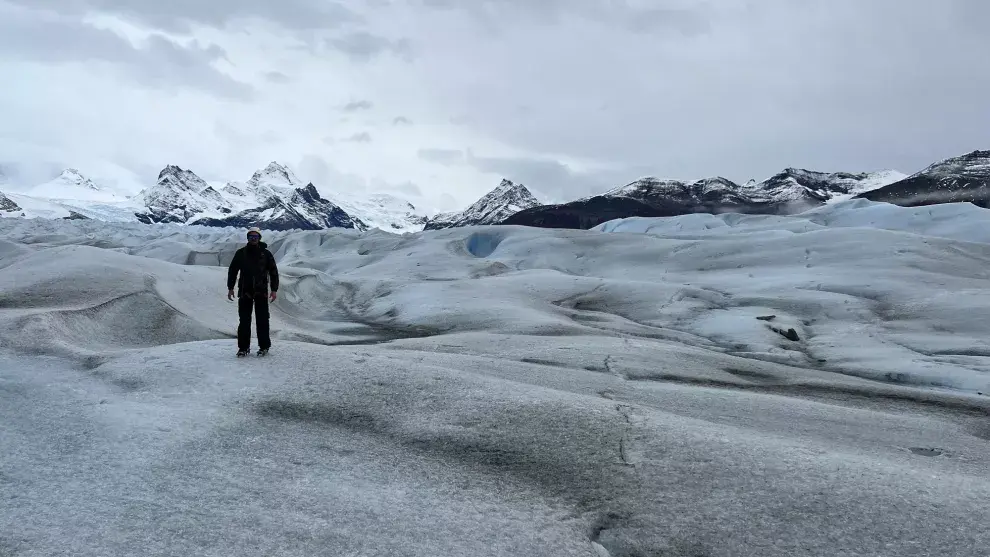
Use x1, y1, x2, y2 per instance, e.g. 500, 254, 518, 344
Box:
227, 241, 279, 297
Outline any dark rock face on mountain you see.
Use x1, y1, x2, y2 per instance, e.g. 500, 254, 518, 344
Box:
134, 165, 360, 230
501, 169, 905, 230
193, 184, 361, 231
425, 179, 540, 230
135, 165, 233, 225
856, 150, 990, 208
500, 177, 772, 230
0, 191, 21, 213
501, 196, 692, 230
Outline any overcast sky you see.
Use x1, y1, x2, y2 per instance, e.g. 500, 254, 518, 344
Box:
1, 0, 987, 211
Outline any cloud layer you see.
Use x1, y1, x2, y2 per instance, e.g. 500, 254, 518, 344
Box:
2, 0, 988, 211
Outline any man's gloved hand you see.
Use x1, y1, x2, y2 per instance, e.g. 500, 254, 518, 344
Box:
227, 289, 235, 301
269, 291, 277, 302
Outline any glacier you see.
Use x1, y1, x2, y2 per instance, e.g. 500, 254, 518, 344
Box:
1, 199, 989, 556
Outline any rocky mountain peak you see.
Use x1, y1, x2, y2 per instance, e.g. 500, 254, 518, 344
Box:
158, 164, 185, 181
155, 165, 209, 192
424, 178, 540, 230
250, 161, 302, 190
57, 168, 101, 190
855, 149, 990, 208
488, 179, 538, 206
0, 190, 21, 212
910, 149, 990, 179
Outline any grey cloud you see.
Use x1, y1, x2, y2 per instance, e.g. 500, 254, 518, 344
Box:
264, 71, 291, 83
0, 160, 63, 190
0, 5, 253, 100
392, 116, 412, 125
214, 121, 250, 144
436, 192, 458, 211
625, 7, 711, 36
390, 181, 422, 197
417, 148, 464, 165
345, 132, 373, 143
326, 31, 414, 62
415, 0, 711, 35
298, 155, 331, 186
442, 0, 990, 187
298, 155, 368, 192
4, 0, 361, 34
369, 178, 423, 197
342, 100, 373, 112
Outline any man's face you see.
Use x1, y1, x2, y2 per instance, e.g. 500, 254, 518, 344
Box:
247, 233, 260, 244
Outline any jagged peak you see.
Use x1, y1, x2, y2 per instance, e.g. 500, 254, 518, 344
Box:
52, 168, 101, 190
489, 178, 533, 197
264, 161, 291, 173
150, 165, 209, 196
158, 164, 186, 180
249, 161, 302, 188
293, 182, 322, 201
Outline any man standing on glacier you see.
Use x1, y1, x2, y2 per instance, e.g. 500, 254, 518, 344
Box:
227, 227, 279, 357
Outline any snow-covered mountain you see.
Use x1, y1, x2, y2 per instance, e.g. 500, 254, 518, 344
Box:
606, 176, 756, 208
747, 168, 907, 209
192, 162, 424, 232
1, 162, 430, 232
27, 168, 123, 203
0, 168, 137, 222
424, 179, 539, 230
134, 165, 234, 225
117, 161, 432, 232
2, 150, 984, 232
856, 150, 990, 208
193, 181, 359, 231
503, 169, 906, 229
131, 162, 360, 231
334, 193, 428, 233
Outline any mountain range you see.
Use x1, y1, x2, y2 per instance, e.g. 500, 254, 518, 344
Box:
502, 150, 989, 229
1, 149, 987, 232
424, 179, 540, 230
0, 163, 428, 233
502, 169, 907, 229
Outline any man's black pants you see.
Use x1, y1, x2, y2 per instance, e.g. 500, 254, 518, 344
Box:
237, 293, 271, 351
